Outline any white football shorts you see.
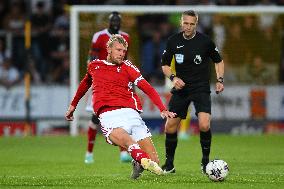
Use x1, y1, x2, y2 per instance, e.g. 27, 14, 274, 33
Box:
99, 108, 152, 145
85, 90, 94, 112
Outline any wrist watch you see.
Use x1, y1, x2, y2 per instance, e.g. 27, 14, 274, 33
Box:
217, 77, 224, 83
169, 74, 176, 81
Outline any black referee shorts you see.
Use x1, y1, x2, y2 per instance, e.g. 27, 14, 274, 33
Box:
168, 92, 211, 119
91, 114, 100, 125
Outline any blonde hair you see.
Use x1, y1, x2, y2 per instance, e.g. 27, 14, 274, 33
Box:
106, 34, 128, 49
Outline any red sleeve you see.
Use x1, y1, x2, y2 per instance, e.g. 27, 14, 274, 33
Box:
137, 79, 167, 112
125, 60, 141, 83
71, 73, 92, 108
124, 60, 166, 111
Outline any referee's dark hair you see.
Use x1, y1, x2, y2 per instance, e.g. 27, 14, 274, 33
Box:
182, 10, 198, 22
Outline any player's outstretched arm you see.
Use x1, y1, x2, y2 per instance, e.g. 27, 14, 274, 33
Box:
65, 105, 75, 121
69, 73, 92, 107
66, 73, 92, 121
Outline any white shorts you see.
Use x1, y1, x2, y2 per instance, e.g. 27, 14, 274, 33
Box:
85, 90, 94, 113
99, 108, 152, 145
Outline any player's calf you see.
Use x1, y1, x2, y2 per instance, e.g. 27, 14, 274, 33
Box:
128, 144, 163, 176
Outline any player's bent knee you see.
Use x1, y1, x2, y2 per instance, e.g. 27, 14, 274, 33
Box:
109, 128, 135, 148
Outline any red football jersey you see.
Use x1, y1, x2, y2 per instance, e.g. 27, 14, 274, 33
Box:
71, 59, 166, 115
89, 29, 130, 60
90, 59, 143, 113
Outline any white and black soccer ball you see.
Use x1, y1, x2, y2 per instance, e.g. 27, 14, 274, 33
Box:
205, 159, 229, 181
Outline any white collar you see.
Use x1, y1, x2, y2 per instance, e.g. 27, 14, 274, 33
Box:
102, 60, 116, 65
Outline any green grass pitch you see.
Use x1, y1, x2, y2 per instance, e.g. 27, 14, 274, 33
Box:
0, 134, 283, 189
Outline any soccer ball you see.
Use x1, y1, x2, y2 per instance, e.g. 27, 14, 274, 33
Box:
205, 159, 229, 181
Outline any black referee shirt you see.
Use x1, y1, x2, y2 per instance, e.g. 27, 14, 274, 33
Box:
161, 31, 222, 93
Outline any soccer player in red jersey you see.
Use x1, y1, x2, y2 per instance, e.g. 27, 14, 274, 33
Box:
84, 12, 131, 164
88, 12, 129, 61
65, 34, 176, 179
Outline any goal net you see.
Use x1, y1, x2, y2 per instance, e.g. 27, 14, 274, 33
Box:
69, 5, 284, 136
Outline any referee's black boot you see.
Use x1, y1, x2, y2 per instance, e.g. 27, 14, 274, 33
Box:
162, 162, 176, 174
201, 157, 209, 174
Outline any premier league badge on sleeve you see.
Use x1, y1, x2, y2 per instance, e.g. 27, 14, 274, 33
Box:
175, 54, 184, 64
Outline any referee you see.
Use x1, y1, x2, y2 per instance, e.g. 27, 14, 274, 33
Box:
161, 10, 224, 174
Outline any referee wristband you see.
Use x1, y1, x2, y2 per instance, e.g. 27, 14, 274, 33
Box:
169, 74, 176, 81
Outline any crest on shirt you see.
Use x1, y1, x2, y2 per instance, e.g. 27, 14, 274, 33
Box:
175, 54, 184, 64
194, 55, 202, 64
117, 67, 121, 72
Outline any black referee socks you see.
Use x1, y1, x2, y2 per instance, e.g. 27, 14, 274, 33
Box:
165, 132, 178, 164
200, 129, 212, 159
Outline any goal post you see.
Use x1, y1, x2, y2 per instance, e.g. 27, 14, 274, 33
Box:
69, 5, 284, 136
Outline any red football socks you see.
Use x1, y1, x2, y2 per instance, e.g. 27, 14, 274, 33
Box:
128, 144, 149, 163
87, 127, 97, 153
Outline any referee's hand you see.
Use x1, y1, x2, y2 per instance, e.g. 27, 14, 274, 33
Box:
173, 77, 185, 90
215, 82, 224, 94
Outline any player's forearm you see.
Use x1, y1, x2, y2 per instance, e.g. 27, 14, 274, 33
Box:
137, 80, 167, 112
215, 60, 224, 79
71, 74, 92, 107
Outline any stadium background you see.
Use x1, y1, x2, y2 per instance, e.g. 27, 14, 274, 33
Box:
0, 0, 284, 137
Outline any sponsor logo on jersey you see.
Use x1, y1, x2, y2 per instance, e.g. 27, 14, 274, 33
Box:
194, 55, 202, 64
175, 54, 184, 64
124, 60, 140, 72
177, 45, 184, 49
